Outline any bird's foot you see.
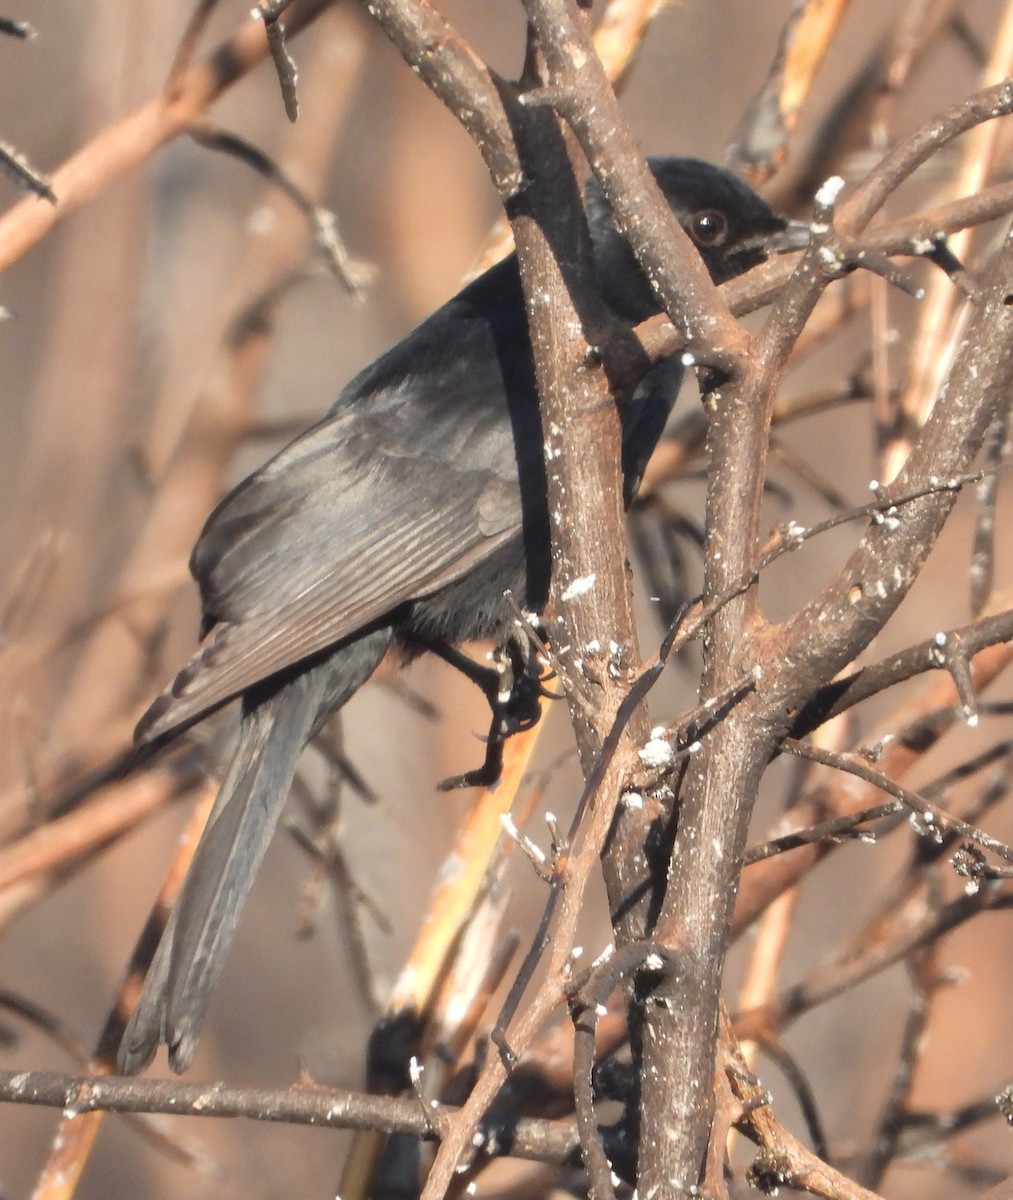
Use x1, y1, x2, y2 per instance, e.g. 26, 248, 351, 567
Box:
436, 641, 552, 790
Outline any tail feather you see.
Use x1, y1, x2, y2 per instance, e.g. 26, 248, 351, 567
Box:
119, 628, 392, 1074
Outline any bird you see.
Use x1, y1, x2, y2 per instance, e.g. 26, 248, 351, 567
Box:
118, 157, 790, 1075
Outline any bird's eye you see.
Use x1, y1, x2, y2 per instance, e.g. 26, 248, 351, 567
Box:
686, 210, 728, 248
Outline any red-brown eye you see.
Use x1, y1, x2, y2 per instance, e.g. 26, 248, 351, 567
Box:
686, 209, 728, 247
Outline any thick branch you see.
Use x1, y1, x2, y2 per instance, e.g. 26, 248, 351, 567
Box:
522, 0, 746, 356
767, 228, 1013, 699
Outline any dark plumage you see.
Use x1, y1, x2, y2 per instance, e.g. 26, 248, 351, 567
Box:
119, 158, 787, 1074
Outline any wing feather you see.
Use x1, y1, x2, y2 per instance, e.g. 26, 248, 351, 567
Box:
139, 396, 530, 743
137, 257, 541, 745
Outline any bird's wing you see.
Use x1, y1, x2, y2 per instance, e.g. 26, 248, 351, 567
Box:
137, 377, 530, 745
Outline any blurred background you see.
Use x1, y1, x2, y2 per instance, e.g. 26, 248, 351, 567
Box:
1, 1, 1012, 1197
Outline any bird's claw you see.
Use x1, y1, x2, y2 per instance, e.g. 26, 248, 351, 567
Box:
436, 642, 549, 790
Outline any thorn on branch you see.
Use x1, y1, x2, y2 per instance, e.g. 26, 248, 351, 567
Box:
847, 247, 925, 299
927, 632, 980, 726
544, 810, 567, 861
0, 140, 55, 203
254, 0, 299, 122
499, 812, 554, 881
683, 341, 747, 382
408, 1056, 449, 1139
517, 83, 578, 115
311, 208, 378, 295
639, 667, 760, 780
924, 234, 979, 300
0, 15, 34, 38
489, 1026, 519, 1072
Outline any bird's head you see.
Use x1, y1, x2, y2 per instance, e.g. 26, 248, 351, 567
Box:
586, 156, 799, 323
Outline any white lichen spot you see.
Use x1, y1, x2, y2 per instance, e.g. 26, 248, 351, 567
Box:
909, 809, 943, 844
815, 174, 846, 207
561, 573, 596, 601
591, 943, 616, 968
639, 731, 673, 768
928, 635, 948, 667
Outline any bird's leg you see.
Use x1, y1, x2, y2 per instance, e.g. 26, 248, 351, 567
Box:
427, 638, 551, 791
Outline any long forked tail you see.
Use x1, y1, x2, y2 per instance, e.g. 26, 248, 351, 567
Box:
119, 628, 392, 1074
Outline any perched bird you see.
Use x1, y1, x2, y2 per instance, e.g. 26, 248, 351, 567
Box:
119, 157, 789, 1074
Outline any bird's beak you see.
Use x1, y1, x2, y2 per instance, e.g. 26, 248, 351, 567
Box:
733, 219, 813, 259
758, 219, 814, 255
721, 218, 812, 280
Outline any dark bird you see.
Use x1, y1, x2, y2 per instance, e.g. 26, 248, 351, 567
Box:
119, 157, 789, 1074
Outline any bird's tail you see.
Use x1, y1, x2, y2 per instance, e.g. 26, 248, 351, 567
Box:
119, 627, 392, 1075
